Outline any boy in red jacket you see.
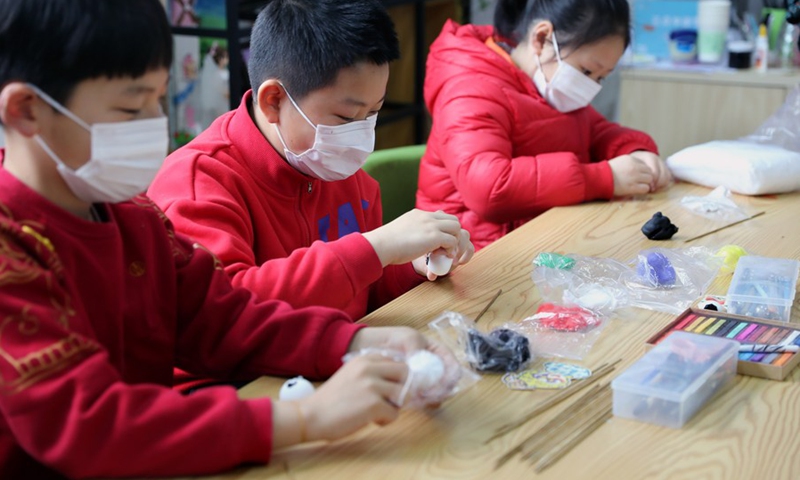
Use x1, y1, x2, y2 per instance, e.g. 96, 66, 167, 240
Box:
148, 0, 474, 323
0, 1, 444, 477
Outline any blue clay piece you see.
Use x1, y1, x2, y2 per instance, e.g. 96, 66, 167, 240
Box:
637, 252, 676, 287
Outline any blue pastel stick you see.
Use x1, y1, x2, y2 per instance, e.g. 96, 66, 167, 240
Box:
739, 353, 754, 361
726, 323, 749, 339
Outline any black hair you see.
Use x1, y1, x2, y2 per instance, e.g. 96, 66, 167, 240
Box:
248, 0, 400, 100
494, 0, 631, 51
0, 0, 172, 105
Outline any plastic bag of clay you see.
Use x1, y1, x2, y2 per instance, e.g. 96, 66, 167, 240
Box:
531, 252, 630, 317
622, 246, 723, 314
740, 84, 800, 153
342, 342, 479, 409
666, 87, 800, 195
515, 303, 609, 360
428, 311, 533, 374
680, 186, 750, 223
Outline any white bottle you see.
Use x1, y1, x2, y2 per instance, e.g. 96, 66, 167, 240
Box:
754, 24, 769, 72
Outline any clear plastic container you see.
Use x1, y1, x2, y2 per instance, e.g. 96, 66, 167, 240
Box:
726, 256, 800, 322
612, 331, 738, 428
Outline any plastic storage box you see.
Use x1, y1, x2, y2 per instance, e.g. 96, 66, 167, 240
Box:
726, 256, 800, 322
612, 331, 738, 428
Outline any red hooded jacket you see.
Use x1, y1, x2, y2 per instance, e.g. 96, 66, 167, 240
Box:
416, 21, 658, 250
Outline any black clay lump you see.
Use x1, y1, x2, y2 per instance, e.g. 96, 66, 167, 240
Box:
467, 328, 531, 372
641, 212, 678, 240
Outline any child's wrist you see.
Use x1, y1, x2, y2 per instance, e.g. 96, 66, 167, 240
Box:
285, 401, 305, 444
362, 230, 391, 267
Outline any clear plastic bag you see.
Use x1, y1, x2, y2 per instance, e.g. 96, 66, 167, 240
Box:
532, 253, 631, 317
740, 84, 800, 153
531, 248, 723, 317
680, 186, 749, 223
428, 311, 533, 373
343, 342, 478, 409
624, 246, 723, 314
516, 303, 609, 360
666, 86, 800, 195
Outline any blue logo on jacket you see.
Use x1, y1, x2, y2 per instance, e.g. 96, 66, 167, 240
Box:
317, 200, 369, 242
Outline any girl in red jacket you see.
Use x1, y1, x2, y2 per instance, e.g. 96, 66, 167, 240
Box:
417, 0, 671, 250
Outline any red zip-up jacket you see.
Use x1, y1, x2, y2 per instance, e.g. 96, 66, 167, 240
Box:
417, 21, 659, 250
149, 91, 424, 320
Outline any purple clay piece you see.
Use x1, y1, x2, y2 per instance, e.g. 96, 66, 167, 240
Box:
637, 251, 676, 287
641, 212, 678, 240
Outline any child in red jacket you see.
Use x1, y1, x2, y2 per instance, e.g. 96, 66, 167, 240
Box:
417, 0, 672, 250
0, 1, 448, 477
148, 0, 474, 323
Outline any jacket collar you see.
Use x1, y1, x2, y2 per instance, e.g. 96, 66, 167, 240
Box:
226, 90, 320, 197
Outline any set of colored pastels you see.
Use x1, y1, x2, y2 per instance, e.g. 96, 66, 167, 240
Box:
647, 309, 800, 380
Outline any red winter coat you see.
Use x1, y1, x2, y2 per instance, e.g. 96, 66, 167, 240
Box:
417, 21, 658, 250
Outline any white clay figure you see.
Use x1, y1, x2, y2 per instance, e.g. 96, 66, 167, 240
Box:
427, 251, 453, 277
279, 376, 315, 401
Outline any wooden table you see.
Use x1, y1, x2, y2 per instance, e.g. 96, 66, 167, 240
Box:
201, 183, 800, 480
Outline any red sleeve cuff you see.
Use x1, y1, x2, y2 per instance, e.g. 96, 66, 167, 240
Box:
582, 161, 615, 200
608, 133, 660, 158
325, 233, 385, 292
240, 397, 275, 464
314, 320, 368, 377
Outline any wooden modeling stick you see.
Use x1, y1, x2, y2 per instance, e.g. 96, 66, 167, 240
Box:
486, 359, 620, 444
493, 384, 604, 469
475, 289, 503, 323
520, 386, 611, 462
533, 409, 613, 473
494, 383, 611, 470
685, 211, 765, 242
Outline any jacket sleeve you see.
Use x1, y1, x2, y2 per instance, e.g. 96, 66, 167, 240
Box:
0, 231, 361, 478
363, 186, 425, 311
588, 107, 659, 161
431, 81, 615, 225
154, 155, 386, 312
171, 231, 364, 382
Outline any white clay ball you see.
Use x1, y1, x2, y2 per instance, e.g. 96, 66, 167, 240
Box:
407, 350, 445, 391
577, 288, 615, 311
279, 376, 315, 401
427, 252, 453, 276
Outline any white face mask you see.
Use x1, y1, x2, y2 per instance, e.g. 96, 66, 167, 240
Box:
273, 83, 376, 182
532, 33, 602, 113
28, 84, 168, 204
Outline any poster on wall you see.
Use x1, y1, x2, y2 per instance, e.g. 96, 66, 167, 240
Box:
167, 0, 230, 148
169, 0, 227, 29
170, 35, 230, 148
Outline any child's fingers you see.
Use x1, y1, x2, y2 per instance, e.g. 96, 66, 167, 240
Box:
636, 171, 654, 186
631, 182, 652, 195
367, 357, 409, 384
429, 231, 459, 252
372, 402, 402, 426
431, 218, 462, 237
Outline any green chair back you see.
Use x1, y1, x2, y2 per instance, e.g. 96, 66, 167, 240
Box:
362, 144, 426, 224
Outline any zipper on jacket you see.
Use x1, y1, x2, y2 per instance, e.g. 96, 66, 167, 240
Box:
298, 181, 313, 244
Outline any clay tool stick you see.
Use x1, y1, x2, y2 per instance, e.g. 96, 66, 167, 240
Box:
475, 289, 503, 323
